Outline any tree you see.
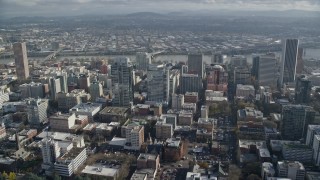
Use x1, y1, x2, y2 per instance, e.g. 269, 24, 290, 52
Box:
24, 173, 44, 180
2, 172, 8, 180
9, 172, 16, 180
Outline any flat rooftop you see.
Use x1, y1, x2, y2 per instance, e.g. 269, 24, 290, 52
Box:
99, 106, 129, 115
82, 165, 118, 177
70, 102, 102, 112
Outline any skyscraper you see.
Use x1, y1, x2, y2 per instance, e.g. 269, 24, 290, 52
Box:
136, 52, 150, 71
281, 105, 315, 141
296, 48, 304, 74
49, 78, 62, 100
147, 64, 169, 103
89, 81, 103, 102
180, 74, 202, 94
280, 39, 299, 85
252, 54, 277, 86
13, 42, 29, 80
111, 57, 134, 107
295, 75, 311, 104
188, 54, 203, 78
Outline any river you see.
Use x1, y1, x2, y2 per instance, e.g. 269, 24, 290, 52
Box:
1, 48, 319, 65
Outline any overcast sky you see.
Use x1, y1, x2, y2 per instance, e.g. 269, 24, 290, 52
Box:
1, 0, 319, 17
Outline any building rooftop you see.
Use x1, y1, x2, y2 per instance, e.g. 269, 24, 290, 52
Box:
166, 138, 181, 148
56, 147, 85, 163
37, 131, 83, 142
70, 102, 102, 113
239, 139, 266, 149
138, 153, 158, 161
109, 137, 126, 146
277, 161, 305, 171
185, 92, 198, 96
82, 165, 118, 177
130, 173, 147, 180
262, 162, 275, 174
99, 106, 129, 115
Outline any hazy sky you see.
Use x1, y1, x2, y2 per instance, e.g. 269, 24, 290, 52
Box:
1, 0, 319, 17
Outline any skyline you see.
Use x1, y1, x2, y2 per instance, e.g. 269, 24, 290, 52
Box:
1, 0, 320, 18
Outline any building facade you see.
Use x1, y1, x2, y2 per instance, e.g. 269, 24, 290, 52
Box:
13, 42, 29, 80
280, 39, 299, 85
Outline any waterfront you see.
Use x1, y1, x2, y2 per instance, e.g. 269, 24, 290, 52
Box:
1, 48, 319, 65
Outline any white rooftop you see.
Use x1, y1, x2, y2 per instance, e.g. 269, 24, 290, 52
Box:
82, 165, 118, 177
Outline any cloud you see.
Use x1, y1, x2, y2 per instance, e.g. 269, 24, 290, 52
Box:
1, 0, 319, 17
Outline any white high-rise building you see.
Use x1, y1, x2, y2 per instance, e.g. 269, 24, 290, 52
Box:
147, 64, 169, 104
49, 77, 62, 100
26, 98, 48, 126
277, 161, 305, 180
261, 162, 275, 180
41, 137, 61, 174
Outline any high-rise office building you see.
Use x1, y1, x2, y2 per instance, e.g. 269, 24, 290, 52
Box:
57, 72, 68, 93
41, 137, 61, 173
19, 82, 45, 99
230, 55, 247, 67
0, 85, 10, 106
211, 53, 224, 64
280, 39, 299, 85
78, 74, 90, 92
111, 57, 133, 107
147, 64, 169, 103
89, 81, 103, 102
281, 105, 315, 141
172, 94, 184, 111
26, 98, 49, 126
295, 75, 311, 104
180, 74, 202, 94
188, 54, 204, 78
13, 42, 29, 80
252, 54, 277, 86
296, 48, 304, 74
49, 78, 62, 100
206, 65, 228, 92
136, 52, 150, 71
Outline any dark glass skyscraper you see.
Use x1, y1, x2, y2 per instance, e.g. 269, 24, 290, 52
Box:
188, 54, 204, 78
13, 42, 29, 80
295, 75, 311, 104
280, 39, 299, 85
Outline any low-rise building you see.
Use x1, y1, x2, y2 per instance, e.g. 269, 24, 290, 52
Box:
237, 107, 263, 121
184, 92, 198, 103
277, 161, 305, 180
236, 84, 255, 98
99, 106, 129, 124
82, 165, 119, 180
137, 153, 160, 170
262, 162, 275, 180
164, 138, 184, 162
54, 148, 87, 177
178, 112, 193, 126
156, 119, 174, 140
70, 102, 101, 122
